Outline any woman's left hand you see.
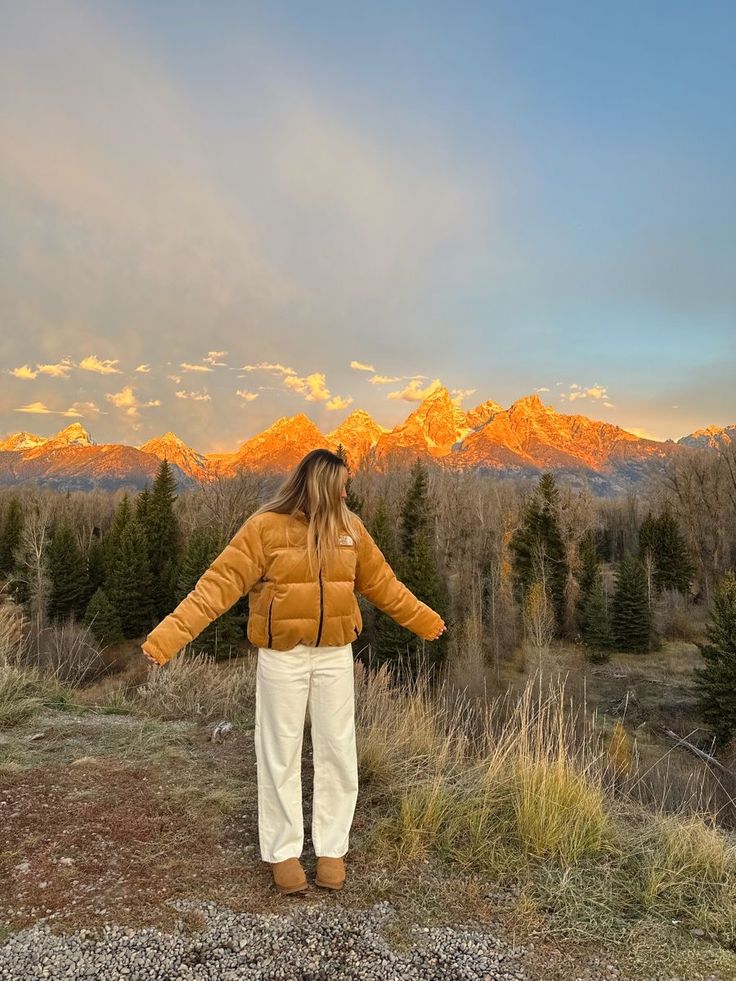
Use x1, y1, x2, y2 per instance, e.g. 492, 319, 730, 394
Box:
141, 645, 161, 667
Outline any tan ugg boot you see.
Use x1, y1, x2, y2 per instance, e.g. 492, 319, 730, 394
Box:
314, 855, 346, 890
270, 857, 308, 895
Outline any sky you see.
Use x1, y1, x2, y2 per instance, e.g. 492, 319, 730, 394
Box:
1, 0, 734, 451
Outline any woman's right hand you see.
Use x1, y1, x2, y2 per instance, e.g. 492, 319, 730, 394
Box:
429, 618, 446, 640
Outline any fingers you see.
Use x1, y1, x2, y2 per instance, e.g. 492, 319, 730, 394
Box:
429, 619, 447, 640
141, 646, 161, 667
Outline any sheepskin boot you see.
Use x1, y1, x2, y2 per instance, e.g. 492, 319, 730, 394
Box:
270, 857, 308, 895
314, 855, 346, 890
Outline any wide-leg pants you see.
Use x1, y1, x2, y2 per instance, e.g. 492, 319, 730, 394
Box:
254, 642, 359, 863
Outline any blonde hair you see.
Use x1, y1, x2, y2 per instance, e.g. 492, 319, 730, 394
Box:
251, 449, 361, 577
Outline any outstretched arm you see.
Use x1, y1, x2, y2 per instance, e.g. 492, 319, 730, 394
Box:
354, 518, 445, 641
142, 515, 267, 666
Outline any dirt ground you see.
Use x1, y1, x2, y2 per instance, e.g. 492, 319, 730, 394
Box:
1, 700, 735, 980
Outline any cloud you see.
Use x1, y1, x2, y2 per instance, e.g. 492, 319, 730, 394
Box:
325, 395, 353, 411
175, 390, 211, 401
135, 364, 151, 373
237, 362, 297, 377
8, 359, 75, 379
387, 378, 445, 402
369, 373, 425, 385
204, 351, 229, 367
78, 355, 122, 374
8, 364, 40, 380
236, 389, 259, 402
105, 385, 161, 418
350, 361, 375, 372
559, 383, 613, 405
450, 387, 477, 406
283, 372, 332, 402
14, 399, 102, 417
180, 362, 213, 373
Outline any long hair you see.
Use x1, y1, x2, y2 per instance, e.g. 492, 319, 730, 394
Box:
250, 449, 361, 577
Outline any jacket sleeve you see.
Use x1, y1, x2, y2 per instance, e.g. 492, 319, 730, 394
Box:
354, 518, 443, 641
142, 515, 267, 666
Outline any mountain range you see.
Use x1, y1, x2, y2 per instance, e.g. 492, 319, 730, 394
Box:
0, 387, 732, 495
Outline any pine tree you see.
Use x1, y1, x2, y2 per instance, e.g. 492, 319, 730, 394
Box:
106, 516, 155, 638
140, 460, 181, 621
611, 556, 653, 653
103, 494, 133, 591
693, 570, 736, 748
0, 497, 24, 576
577, 530, 599, 601
359, 498, 402, 667
639, 505, 695, 596
85, 530, 107, 607
653, 504, 695, 595
84, 587, 124, 646
47, 521, 89, 623
638, 510, 658, 572
177, 526, 244, 659
509, 472, 568, 636
580, 571, 613, 661
394, 459, 448, 682
334, 444, 363, 513
575, 530, 612, 659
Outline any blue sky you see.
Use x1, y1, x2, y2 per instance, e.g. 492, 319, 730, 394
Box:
1, 0, 734, 450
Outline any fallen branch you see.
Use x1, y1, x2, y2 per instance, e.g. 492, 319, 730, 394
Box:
656, 726, 733, 774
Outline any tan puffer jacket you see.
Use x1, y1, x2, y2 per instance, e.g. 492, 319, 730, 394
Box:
142, 508, 443, 666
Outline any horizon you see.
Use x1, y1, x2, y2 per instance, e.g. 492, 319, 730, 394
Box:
2, 0, 735, 449
2, 386, 730, 455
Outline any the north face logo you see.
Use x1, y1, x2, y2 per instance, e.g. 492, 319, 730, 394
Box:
338, 534, 354, 546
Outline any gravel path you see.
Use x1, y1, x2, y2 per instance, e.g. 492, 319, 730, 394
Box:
0, 897, 529, 980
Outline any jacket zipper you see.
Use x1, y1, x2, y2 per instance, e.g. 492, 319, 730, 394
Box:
267, 596, 274, 648
315, 566, 324, 645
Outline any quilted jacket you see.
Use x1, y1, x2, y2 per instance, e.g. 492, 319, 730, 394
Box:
142, 507, 444, 666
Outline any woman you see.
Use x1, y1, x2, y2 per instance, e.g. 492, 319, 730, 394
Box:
141, 449, 446, 896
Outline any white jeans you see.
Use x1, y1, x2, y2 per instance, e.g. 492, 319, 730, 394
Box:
254, 642, 359, 863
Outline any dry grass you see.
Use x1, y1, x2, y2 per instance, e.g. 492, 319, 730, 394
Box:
1, 618, 735, 974
354, 658, 736, 951
124, 650, 257, 724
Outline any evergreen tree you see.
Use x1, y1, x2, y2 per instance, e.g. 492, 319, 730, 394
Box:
84, 587, 124, 646
106, 516, 155, 638
47, 521, 89, 622
579, 567, 613, 660
653, 504, 695, 595
509, 472, 568, 636
394, 459, 448, 682
84, 530, 107, 608
140, 460, 181, 621
693, 570, 736, 748
639, 505, 695, 596
0, 497, 24, 576
576, 528, 611, 658
103, 494, 133, 591
177, 526, 244, 659
576, 529, 599, 601
334, 444, 363, 513
356, 498, 395, 659
638, 510, 658, 571
611, 556, 654, 653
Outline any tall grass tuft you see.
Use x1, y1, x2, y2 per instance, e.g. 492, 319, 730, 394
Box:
132, 649, 256, 723
358, 658, 736, 947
